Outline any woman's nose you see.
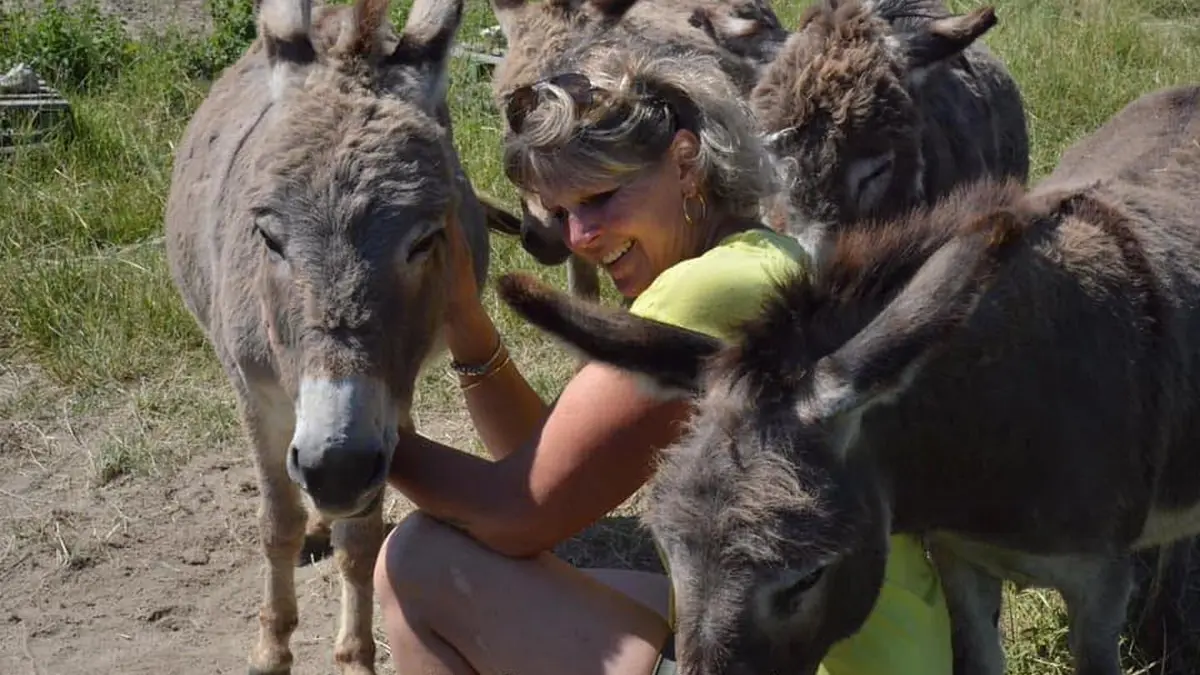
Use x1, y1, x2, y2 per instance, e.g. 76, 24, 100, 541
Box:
566, 211, 603, 249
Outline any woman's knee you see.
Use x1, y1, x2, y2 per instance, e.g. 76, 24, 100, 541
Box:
373, 510, 473, 608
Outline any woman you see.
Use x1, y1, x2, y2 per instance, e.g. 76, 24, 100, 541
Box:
374, 43, 952, 675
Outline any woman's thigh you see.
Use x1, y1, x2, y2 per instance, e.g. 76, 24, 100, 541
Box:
378, 512, 672, 675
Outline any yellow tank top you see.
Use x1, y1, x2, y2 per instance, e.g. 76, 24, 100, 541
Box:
628, 228, 953, 675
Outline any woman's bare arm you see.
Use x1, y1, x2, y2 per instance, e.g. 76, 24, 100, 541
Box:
443, 300, 549, 461
387, 360, 693, 557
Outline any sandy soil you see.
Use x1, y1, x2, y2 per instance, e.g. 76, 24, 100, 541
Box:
0, 357, 660, 675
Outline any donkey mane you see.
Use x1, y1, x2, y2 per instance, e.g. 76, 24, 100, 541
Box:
708, 178, 1028, 402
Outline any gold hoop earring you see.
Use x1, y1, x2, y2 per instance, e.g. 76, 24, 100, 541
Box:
683, 193, 706, 227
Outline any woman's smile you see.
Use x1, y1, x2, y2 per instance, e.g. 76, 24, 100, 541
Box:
601, 240, 634, 267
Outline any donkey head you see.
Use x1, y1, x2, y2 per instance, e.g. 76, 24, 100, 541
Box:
247, 0, 465, 519
498, 205, 1025, 674
751, 0, 997, 237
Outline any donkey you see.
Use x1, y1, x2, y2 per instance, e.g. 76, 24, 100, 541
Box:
494, 83, 1200, 675
488, 0, 790, 301
749, 0, 1029, 262
163, 0, 492, 672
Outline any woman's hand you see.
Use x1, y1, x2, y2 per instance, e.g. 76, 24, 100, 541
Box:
443, 199, 483, 319
441, 200, 502, 367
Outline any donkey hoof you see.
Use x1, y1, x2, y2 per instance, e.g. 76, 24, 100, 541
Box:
248, 656, 292, 675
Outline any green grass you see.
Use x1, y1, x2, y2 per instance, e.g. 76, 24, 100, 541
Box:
0, 0, 1198, 670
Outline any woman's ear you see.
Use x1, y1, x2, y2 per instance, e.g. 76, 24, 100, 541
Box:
669, 128, 702, 191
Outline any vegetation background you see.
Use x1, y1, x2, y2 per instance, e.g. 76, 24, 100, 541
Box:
0, 0, 1197, 672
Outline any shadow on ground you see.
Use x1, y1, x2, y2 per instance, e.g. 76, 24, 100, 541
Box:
553, 515, 665, 573
299, 514, 664, 574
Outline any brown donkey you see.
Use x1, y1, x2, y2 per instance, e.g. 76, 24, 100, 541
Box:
495, 83, 1200, 675
749, 0, 1029, 261
163, 0, 493, 672
487, 0, 790, 301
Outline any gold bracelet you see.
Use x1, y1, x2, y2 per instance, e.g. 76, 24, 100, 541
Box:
449, 337, 505, 377
459, 353, 512, 392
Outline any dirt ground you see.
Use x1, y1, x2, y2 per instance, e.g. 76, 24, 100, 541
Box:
0, 357, 661, 675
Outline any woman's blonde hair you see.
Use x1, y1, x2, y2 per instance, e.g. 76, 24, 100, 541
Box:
501, 42, 775, 222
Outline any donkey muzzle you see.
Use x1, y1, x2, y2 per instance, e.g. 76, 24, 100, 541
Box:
287, 375, 398, 518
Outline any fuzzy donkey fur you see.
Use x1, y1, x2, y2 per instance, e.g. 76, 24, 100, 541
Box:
750, 0, 1029, 263
163, 0, 496, 672
496, 83, 1200, 675
487, 0, 790, 301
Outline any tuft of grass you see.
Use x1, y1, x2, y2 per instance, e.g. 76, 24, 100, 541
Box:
946, 0, 1200, 181
0, 0, 137, 94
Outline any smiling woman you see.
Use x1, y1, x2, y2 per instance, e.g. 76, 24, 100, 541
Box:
373, 38, 952, 675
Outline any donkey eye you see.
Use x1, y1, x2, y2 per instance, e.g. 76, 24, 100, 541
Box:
408, 229, 444, 262
771, 565, 826, 615
859, 158, 893, 185
847, 152, 896, 211
254, 222, 285, 259
789, 565, 825, 592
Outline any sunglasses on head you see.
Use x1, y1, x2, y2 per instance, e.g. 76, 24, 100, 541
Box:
503, 72, 601, 134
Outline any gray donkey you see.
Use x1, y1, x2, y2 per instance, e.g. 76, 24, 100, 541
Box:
163, 0, 494, 672
494, 83, 1200, 675
487, 0, 790, 300
749, 0, 1029, 262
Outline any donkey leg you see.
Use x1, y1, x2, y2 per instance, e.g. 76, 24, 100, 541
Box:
1057, 556, 1134, 675
330, 495, 386, 674
928, 543, 1006, 675
246, 405, 308, 675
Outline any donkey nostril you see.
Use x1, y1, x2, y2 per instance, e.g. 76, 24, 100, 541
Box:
287, 446, 304, 486
370, 451, 387, 487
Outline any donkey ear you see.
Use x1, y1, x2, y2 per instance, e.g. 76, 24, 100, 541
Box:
257, 0, 316, 95
895, 6, 997, 84
477, 194, 523, 237
497, 273, 725, 399
388, 0, 464, 104
797, 210, 1023, 439
518, 201, 573, 266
